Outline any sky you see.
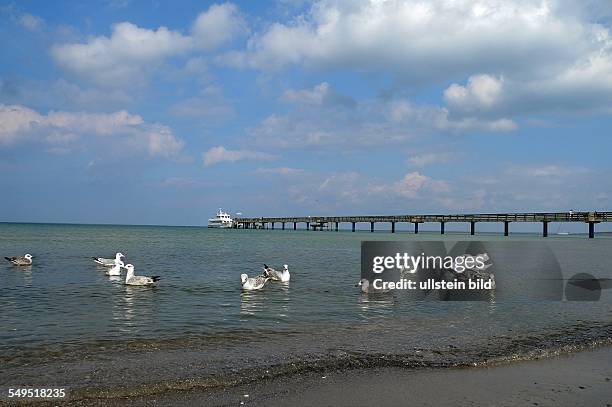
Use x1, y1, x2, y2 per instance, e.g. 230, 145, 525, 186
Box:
1, 0, 611, 228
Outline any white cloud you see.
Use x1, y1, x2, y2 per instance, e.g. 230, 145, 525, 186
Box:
52, 3, 246, 86
228, 0, 589, 77
0, 105, 40, 145
249, 84, 515, 150
391, 172, 429, 198
202, 145, 273, 166
444, 56, 612, 117
282, 162, 610, 214
444, 74, 504, 112
317, 171, 450, 203
51, 22, 192, 85
144, 125, 185, 158
0, 104, 184, 158
18, 13, 44, 31
382, 171, 451, 198
222, 0, 612, 120
192, 3, 246, 50
281, 82, 330, 105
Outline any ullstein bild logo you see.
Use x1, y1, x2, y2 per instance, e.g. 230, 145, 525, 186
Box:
360, 241, 608, 301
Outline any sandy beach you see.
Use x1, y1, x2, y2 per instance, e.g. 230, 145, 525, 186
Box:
36, 345, 607, 407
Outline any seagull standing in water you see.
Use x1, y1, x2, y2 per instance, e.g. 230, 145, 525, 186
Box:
105, 258, 125, 276
241, 273, 269, 290
124, 264, 160, 286
263, 264, 290, 282
92, 252, 124, 266
4, 254, 33, 266
356, 278, 390, 294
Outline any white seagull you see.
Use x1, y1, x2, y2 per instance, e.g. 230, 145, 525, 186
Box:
4, 254, 33, 266
124, 264, 160, 286
241, 273, 269, 290
106, 259, 125, 276
263, 264, 290, 282
356, 278, 390, 294
92, 252, 124, 266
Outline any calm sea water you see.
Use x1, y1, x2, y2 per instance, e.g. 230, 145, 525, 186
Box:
1, 223, 611, 389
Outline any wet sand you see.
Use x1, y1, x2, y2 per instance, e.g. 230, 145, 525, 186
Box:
57, 345, 612, 407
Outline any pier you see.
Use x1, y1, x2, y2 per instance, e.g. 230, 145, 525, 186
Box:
233, 211, 611, 238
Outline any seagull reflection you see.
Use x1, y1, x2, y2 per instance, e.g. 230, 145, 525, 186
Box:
120, 285, 157, 327
14, 265, 33, 286
239, 290, 268, 316
108, 275, 122, 283
356, 292, 394, 319
487, 291, 497, 314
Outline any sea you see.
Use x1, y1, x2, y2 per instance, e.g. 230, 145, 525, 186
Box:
1, 223, 611, 397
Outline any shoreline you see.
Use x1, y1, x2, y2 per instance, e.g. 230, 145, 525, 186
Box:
11, 342, 609, 406
179, 344, 612, 407
4, 334, 611, 406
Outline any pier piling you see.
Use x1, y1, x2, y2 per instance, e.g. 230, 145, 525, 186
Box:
542, 221, 549, 237
440, 222, 445, 235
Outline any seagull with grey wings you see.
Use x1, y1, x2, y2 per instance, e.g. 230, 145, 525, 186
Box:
4, 254, 33, 266
92, 252, 124, 266
123, 264, 161, 286
241, 273, 269, 290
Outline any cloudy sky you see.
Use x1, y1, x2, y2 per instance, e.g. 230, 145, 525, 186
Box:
1, 0, 611, 227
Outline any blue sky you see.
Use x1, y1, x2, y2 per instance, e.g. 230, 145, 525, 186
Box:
1, 0, 611, 227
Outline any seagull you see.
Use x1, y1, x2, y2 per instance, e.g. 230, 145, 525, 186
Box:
356, 278, 390, 294
123, 264, 160, 286
398, 264, 416, 278
263, 264, 290, 282
4, 254, 33, 266
105, 259, 125, 276
92, 252, 124, 266
241, 273, 269, 290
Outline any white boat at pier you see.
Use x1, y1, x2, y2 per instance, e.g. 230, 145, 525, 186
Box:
208, 209, 233, 228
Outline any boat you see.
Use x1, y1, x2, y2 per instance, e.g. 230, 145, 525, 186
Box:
208, 208, 233, 228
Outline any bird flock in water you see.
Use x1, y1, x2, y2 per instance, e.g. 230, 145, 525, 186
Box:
91, 253, 161, 286
4, 253, 289, 290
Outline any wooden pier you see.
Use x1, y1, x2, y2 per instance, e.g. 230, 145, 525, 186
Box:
233, 211, 612, 238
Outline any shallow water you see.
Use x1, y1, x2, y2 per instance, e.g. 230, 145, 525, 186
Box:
1, 223, 611, 391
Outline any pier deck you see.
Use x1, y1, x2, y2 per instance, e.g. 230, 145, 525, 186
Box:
233, 211, 611, 238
